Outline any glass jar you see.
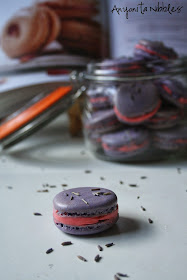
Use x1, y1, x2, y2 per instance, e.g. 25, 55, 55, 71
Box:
83, 57, 187, 162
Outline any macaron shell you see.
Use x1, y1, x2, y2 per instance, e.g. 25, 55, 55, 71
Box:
84, 109, 122, 134
114, 81, 161, 124
58, 20, 103, 57
100, 56, 148, 74
42, 6, 61, 45
45, 6, 98, 19
87, 85, 117, 109
153, 125, 187, 151
53, 187, 118, 215
1, 7, 49, 58
101, 128, 150, 159
134, 39, 178, 61
145, 106, 182, 129
157, 79, 187, 108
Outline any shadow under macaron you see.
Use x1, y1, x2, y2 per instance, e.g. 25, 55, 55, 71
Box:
70, 216, 155, 244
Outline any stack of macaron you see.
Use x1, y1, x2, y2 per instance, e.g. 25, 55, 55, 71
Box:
1, 6, 61, 59
84, 40, 187, 162
1, 0, 105, 59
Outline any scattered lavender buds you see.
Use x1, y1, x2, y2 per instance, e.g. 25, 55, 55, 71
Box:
46, 248, 54, 254
85, 170, 91, 174
94, 254, 102, 262
61, 242, 72, 246
141, 206, 146, 211
77, 255, 87, 262
103, 192, 111, 196
82, 198, 89, 205
148, 218, 153, 224
7, 186, 13, 189
105, 243, 114, 248
33, 213, 42, 216
70, 196, 74, 200
117, 273, 129, 277
62, 184, 68, 187
93, 192, 100, 196
129, 184, 138, 188
141, 176, 147, 179
93, 192, 105, 196
98, 245, 103, 252
137, 196, 140, 199
100, 177, 105, 180
92, 188, 100, 191
114, 275, 120, 280
37, 189, 49, 193
120, 181, 124, 185
49, 185, 56, 188
72, 192, 80, 196
177, 168, 181, 174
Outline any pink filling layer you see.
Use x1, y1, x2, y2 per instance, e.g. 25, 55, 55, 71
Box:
162, 85, 172, 95
102, 140, 148, 152
179, 97, 187, 104
114, 100, 161, 123
135, 44, 170, 60
53, 206, 118, 226
175, 139, 187, 144
90, 97, 109, 103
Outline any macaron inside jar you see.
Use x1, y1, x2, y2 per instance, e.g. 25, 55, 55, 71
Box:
114, 81, 161, 125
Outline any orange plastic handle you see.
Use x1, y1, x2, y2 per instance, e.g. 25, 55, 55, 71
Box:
0, 86, 72, 140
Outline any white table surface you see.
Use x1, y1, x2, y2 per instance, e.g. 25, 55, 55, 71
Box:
0, 115, 187, 280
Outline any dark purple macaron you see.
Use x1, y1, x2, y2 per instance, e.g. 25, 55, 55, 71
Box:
84, 109, 122, 134
114, 81, 161, 125
101, 127, 150, 159
53, 187, 119, 235
86, 84, 117, 110
100, 56, 148, 75
134, 39, 178, 61
156, 79, 187, 108
153, 125, 187, 151
145, 104, 183, 129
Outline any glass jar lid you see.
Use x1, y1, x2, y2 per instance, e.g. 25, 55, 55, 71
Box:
84, 56, 187, 82
0, 78, 86, 150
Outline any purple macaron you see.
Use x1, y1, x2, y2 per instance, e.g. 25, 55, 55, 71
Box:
134, 39, 178, 61
114, 81, 161, 125
100, 56, 148, 75
53, 187, 119, 235
153, 125, 187, 151
156, 79, 187, 108
84, 108, 122, 134
101, 127, 150, 160
86, 84, 117, 110
145, 104, 183, 129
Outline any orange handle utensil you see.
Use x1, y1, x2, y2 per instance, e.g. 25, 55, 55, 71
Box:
0, 86, 72, 140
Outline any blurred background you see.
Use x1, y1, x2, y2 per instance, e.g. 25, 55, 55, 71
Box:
109, 0, 187, 57
0, 0, 186, 61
